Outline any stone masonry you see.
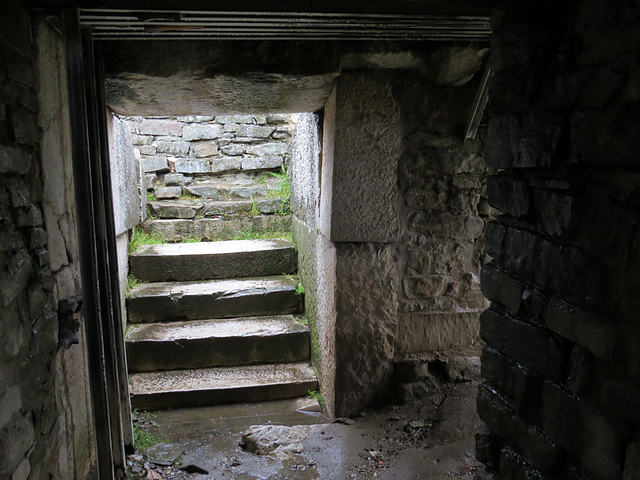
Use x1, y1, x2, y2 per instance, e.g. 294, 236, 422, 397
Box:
476, 2, 640, 479
127, 114, 295, 198
0, 8, 94, 480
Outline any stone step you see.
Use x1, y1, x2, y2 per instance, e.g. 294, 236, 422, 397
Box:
141, 215, 292, 242
148, 197, 289, 219
130, 239, 297, 282
126, 315, 309, 372
127, 275, 300, 323
129, 362, 318, 410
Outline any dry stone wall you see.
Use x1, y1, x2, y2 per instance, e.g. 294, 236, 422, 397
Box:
477, 2, 640, 479
0, 8, 94, 480
126, 114, 295, 198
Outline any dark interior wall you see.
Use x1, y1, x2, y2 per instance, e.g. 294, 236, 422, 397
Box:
0, 2, 95, 479
477, 1, 640, 478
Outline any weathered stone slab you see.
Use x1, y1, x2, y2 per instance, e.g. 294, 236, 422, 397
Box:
139, 145, 156, 155
242, 156, 283, 171
191, 141, 219, 158
126, 315, 309, 371
129, 362, 317, 410
137, 119, 183, 136
185, 185, 221, 199
141, 156, 169, 173
177, 115, 214, 123
257, 197, 288, 214
245, 143, 287, 157
211, 156, 242, 173
163, 173, 191, 186
236, 125, 275, 139
127, 275, 299, 322
148, 201, 201, 219
216, 115, 255, 124
173, 158, 210, 174
220, 144, 245, 156
202, 200, 252, 216
142, 215, 292, 242
154, 140, 190, 156
130, 239, 297, 281
154, 187, 182, 199
396, 311, 481, 354
183, 124, 223, 141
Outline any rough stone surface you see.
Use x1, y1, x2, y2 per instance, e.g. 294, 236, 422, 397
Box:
241, 424, 325, 460
328, 72, 401, 242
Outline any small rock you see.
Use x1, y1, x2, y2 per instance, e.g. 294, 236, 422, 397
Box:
333, 417, 356, 425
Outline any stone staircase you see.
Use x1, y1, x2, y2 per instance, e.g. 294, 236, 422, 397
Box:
125, 239, 317, 410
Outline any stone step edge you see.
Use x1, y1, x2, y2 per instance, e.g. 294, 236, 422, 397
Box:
129, 363, 318, 410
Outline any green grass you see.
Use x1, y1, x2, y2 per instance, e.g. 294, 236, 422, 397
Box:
295, 281, 305, 295
133, 426, 163, 452
267, 165, 291, 200
180, 192, 201, 201
147, 191, 157, 202
125, 274, 142, 298
129, 226, 165, 253
232, 226, 293, 242
308, 390, 326, 410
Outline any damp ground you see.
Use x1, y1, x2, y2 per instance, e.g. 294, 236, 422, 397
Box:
127, 378, 483, 480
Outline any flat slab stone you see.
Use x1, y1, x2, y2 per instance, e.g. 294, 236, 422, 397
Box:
127, 275, 299, 322
129, 362, 318, 410
148, 200, 203, 219
130, 239, 297, 282
142, 215, 292, 242
202, 199, 253, 216
126, 315, 309, 372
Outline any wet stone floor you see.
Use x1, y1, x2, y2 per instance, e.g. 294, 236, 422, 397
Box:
127, 380, 483, 480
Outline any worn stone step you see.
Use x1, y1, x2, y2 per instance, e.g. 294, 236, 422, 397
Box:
141, 215, 292, 242
126, 315, 309, 372
148, 197, 289, 219
130, 239, 296, 282
129, 362, 318, 410
127, 276, 300, 322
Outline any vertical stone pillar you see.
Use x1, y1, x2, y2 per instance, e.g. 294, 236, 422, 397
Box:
322, 71, 402, 416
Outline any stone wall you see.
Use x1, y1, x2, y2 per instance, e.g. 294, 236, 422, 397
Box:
292, 66, 488, 417
126, 114, 295, 196
0, 7, 95, 480
476, 2, 640, 479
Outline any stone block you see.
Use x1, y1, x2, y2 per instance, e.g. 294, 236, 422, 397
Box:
486, 175, 530, 218
216, 115, 254, 124
131, 134, 153, 145
242, 156, 283, 171
256, 197, 288, 214
480, 309, 562, 379
211, 156, 242, 173
139, 145, 156, 155
546, 298, 616, 363
154, 187, 181, 199
148, 202, 200, 219
482, 346, 543, 426
2, 46, 35, 88
29, 227, 47, 249
136, 119, 182, 136
191, 142, 219, 158
484, 222, 505, 260
486, 112, 564, 169
173, 158, 210, 174
477, 385, 561, 472
533, 190, 574, 237
542, 381, 623, 480
185, 185, 220, 199
163, 173, 191, 186
623, 440, 640, 480
141, 156, 169, 173
334, 243, 398, 415
236, 125, 275, 139
177, 115, 214, 123
396, 311, 480, 353
0, 145, 31, 175
326, 73, 401, 243
12, 105, 38, 146
183, 123, 222, 141
154, 141, 190, 156
245, 142, 287, 157
6, 177, 30, 208
0, 412, 34, 478
601, 379, 640, 428
409, 212, 485, 242
475, 427, 502, 469
481, 265, 522, 314
220, 143, 245, 156
498, 447, 546, 480
17, 204, 43, 227
405, 241, 475, 276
